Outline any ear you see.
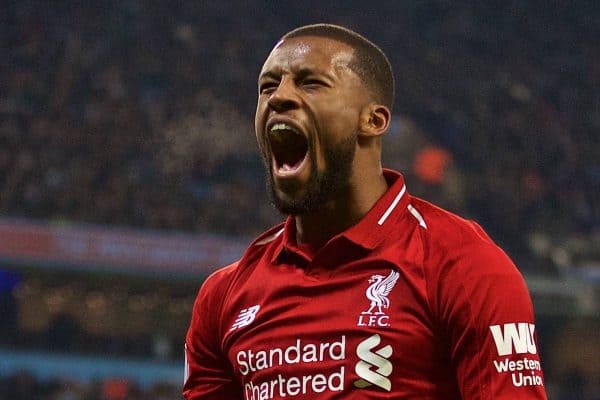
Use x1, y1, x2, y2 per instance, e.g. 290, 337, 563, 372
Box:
358, 103, 391, 138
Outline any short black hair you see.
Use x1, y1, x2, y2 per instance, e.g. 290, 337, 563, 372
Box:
282, 23, 395, 110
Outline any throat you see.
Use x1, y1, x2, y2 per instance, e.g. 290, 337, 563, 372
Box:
294, 208, 358, 249
293, 172, 389, 247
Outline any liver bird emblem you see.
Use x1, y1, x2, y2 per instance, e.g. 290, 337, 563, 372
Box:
362, 270, 400, 315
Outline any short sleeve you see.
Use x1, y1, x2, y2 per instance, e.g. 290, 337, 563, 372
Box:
433, 241, 548, 400
183, 267, 242, 399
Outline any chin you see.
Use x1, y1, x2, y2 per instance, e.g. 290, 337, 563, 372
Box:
270, 178, 329, 216
271, 189, 309, 215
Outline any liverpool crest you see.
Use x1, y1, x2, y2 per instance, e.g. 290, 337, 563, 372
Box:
357, 270, 400, 327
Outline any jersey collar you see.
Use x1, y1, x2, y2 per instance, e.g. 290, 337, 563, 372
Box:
271, 169, 411, 263
341, 169, 410, 249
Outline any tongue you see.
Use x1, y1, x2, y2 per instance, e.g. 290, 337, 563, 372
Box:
280, 162, 298, 172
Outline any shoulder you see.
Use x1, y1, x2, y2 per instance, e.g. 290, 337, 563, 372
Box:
409, 198, 533, 319
407, 197, 528, 310
409, 196, 515, 273
198, 222, 286, 299
198, 260, 240, 298
409, 197, 496, 249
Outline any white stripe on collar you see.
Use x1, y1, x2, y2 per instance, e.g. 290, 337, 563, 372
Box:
377, 184, 406, 225
408, 204, 428, 229
255, 227, 284, 246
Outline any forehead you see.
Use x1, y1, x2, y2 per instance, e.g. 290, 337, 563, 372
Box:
260, 36, 355, 77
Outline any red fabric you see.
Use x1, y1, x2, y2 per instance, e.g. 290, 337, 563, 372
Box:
184, 170, 547, 399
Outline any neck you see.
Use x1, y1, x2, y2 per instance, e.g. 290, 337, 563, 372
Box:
294, 168, 388, 248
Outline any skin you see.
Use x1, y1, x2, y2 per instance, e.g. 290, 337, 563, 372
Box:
255, 36, 391, 248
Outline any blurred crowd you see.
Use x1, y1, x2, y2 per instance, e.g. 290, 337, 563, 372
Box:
1, 1, 598, 273
1, 1, 599, 398
0, 272, 193, 362
0, 371, 179, 400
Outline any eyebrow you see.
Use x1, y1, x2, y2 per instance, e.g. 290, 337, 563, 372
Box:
258, 70, 280, 81
258, 67, 330, 82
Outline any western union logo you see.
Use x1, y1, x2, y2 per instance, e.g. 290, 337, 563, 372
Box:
489, 323, 537, 356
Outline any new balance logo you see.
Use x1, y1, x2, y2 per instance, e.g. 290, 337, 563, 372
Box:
354, 334, 393, 391
490, 323, 537, 356
230, 305, 260, 331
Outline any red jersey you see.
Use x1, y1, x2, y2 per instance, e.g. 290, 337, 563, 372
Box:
184, 170, 547, 399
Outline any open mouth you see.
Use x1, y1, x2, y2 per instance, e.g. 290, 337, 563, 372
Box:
268, 122, 309, 176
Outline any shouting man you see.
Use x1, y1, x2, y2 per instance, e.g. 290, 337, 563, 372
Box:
184, 24, 547, 400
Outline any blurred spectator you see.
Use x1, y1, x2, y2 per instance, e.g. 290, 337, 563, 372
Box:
0, 269, 20, 340
0, 372, 179, 400
0, 1, 596, 274
0, 1, 597, 397
101, 378, 130, 400
413, 145, 453, 185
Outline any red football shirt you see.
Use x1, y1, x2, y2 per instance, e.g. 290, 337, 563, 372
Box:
184, 170, 547, 399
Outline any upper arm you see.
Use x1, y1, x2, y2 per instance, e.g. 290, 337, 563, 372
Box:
183, 269, 242, 400
434, 242, 547, 400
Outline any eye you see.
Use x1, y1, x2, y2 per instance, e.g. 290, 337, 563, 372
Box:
259, 81, 278, 94
301, 79, 326, 88
299, 77, 330, 92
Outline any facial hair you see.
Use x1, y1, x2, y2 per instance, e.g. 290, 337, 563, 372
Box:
265, 134, 357, 215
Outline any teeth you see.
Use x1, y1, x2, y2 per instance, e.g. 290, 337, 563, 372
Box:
270, 123, 295, 133
280, 163, 293, 171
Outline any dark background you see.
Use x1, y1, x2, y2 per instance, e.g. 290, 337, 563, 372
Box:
0, 1, 598, 398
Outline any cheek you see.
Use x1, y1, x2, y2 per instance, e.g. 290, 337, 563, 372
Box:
313, 111, 357, 171
317, 98, 360, 144
254, 101, 268, 143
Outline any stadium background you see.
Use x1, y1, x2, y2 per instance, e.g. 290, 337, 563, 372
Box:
0, 1, 598, 399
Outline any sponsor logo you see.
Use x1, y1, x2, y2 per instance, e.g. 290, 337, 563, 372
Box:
492, 356, 544, 388
236, 336, 346, 399
357, 270, 400, 327
354, 334, 393, 391
243, 370, 344, 399
489, 323, 537, 356
489, 323, 544, 388
231, 305, 261, 331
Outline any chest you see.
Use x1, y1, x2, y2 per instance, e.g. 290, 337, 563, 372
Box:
221, 257, 452, 398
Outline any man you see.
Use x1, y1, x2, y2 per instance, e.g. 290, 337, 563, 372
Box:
184, 24, 547, 399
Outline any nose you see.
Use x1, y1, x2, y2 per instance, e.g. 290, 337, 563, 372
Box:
267, 79, 300, 112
